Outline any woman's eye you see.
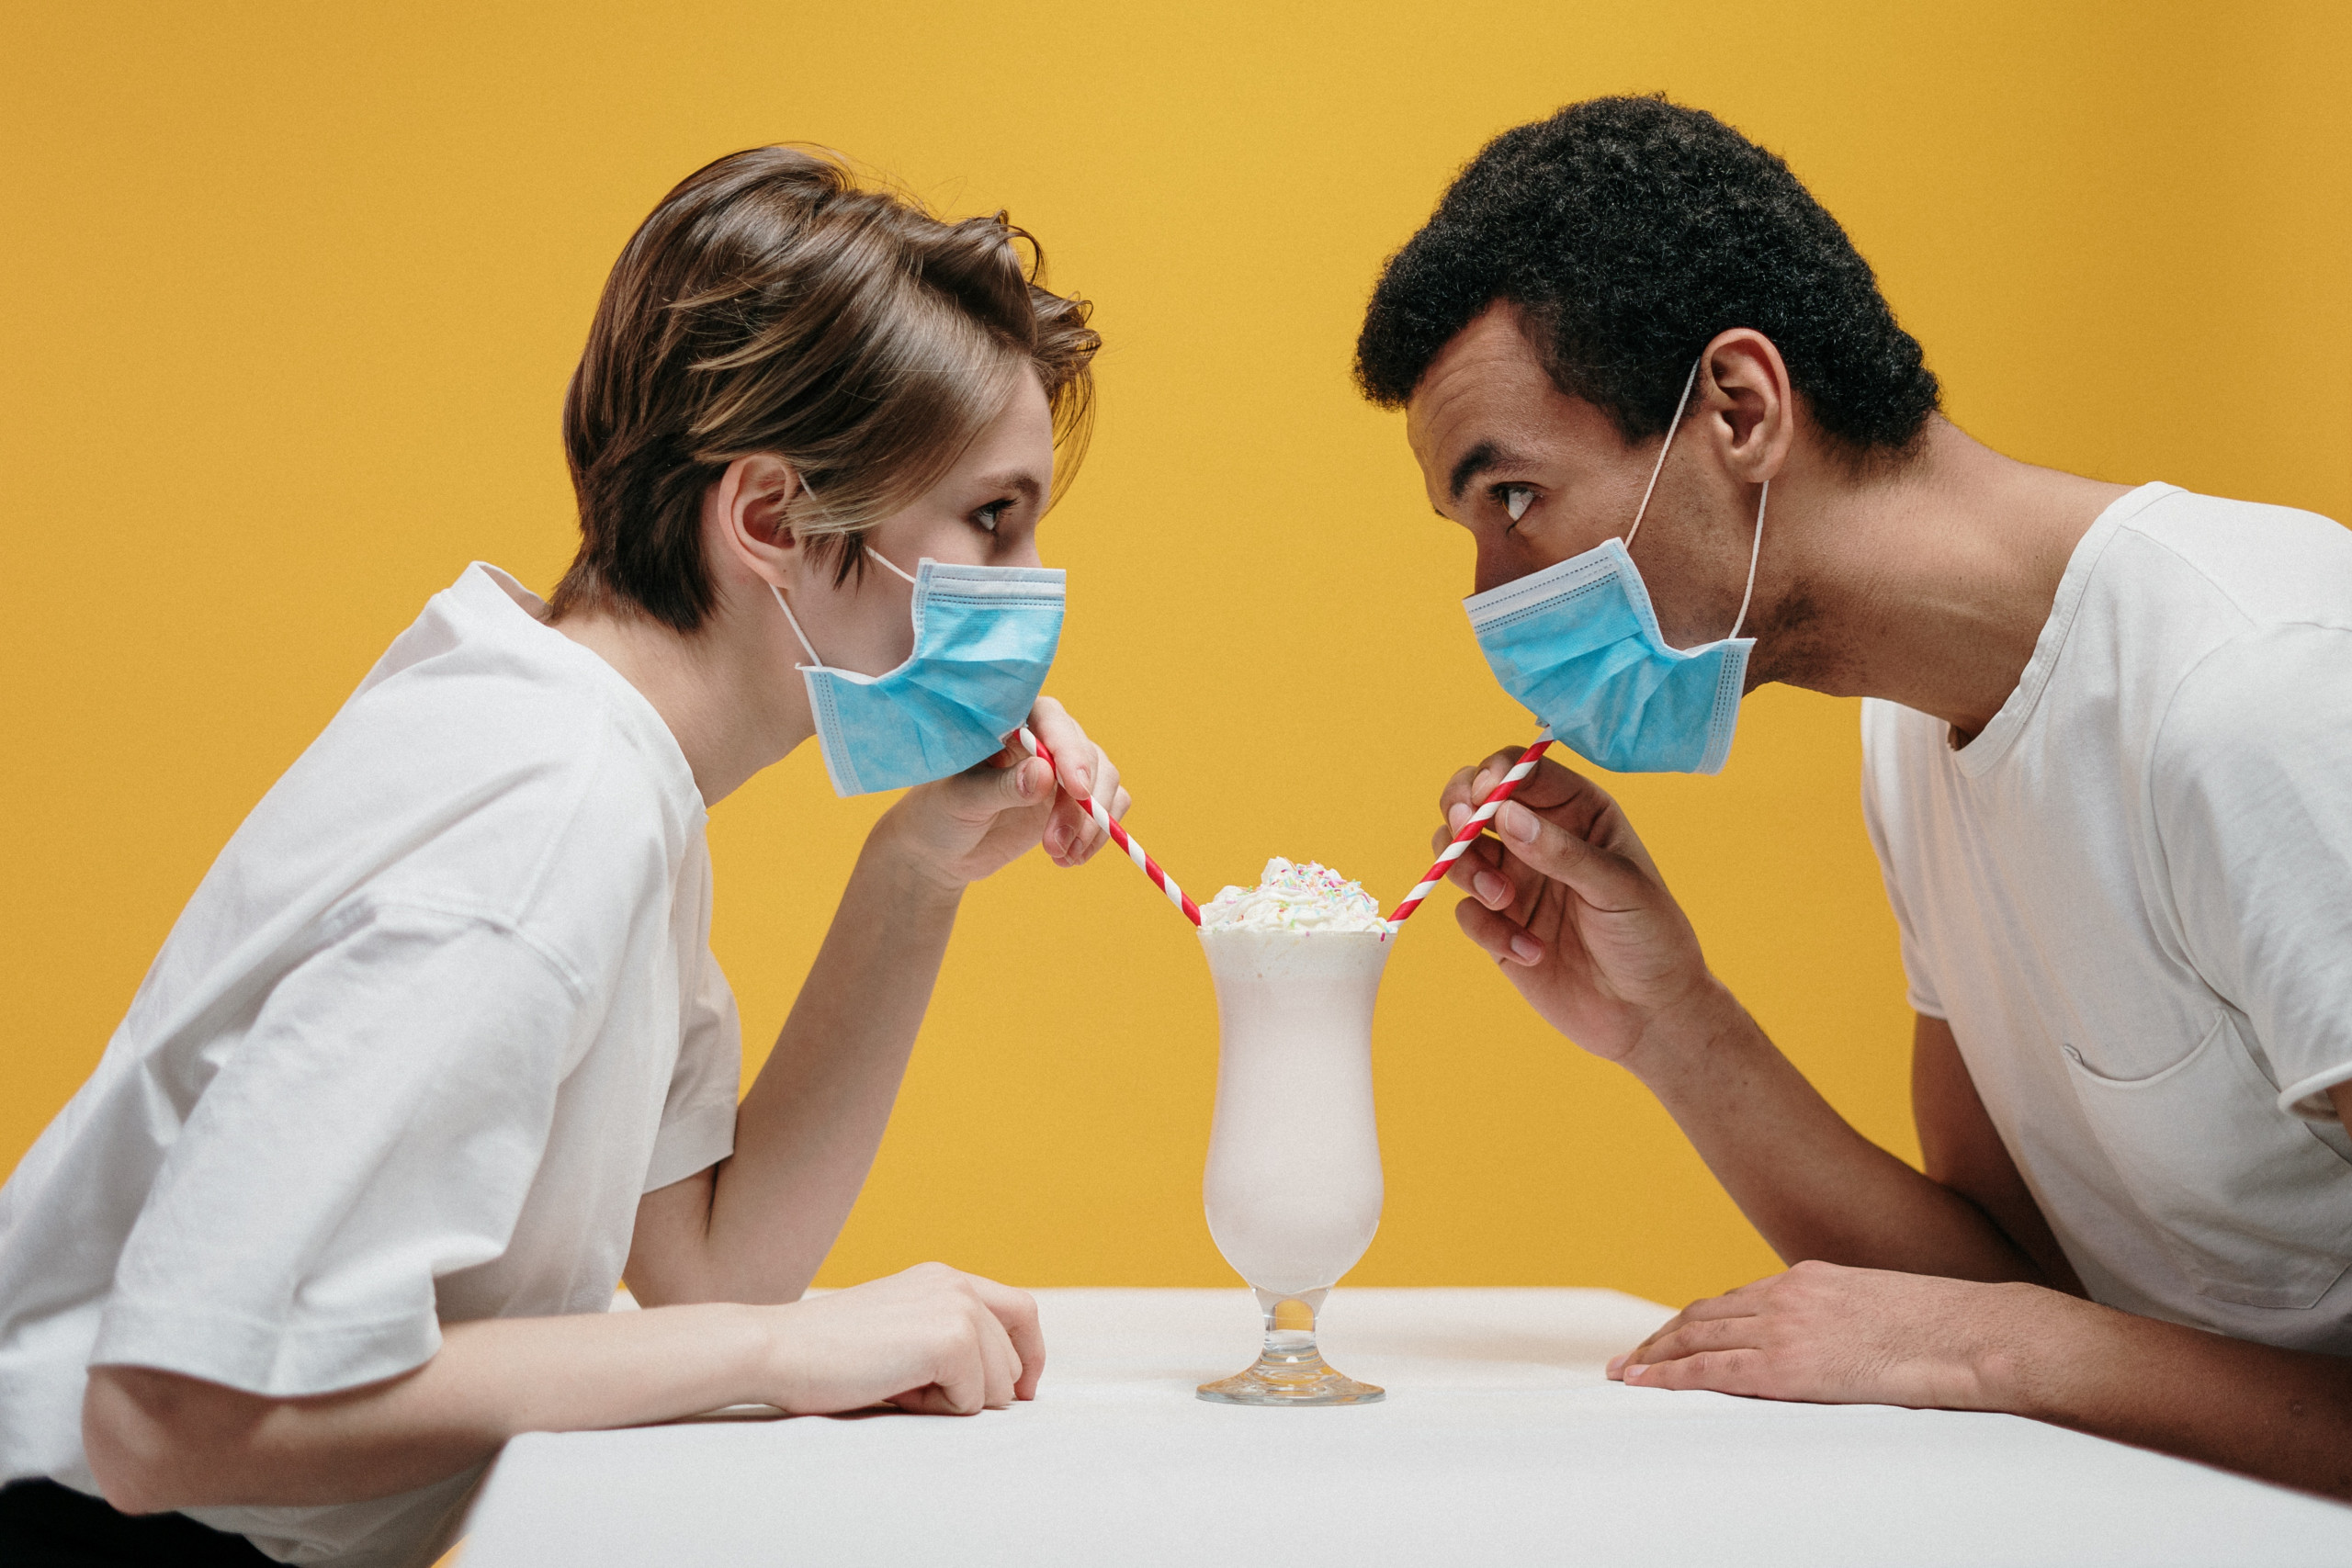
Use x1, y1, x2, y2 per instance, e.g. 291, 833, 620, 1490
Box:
1502, 486, 1536, 523
973, 501, 1011, 534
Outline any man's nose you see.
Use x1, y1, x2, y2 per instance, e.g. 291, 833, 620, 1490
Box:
1472, 539, 1522, 597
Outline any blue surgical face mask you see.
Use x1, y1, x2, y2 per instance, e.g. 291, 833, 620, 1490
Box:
772, 547, 1065, 797
1464, 358, 1766, 775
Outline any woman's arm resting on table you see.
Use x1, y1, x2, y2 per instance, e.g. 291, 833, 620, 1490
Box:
628, 698, 1125, 1308
1438, 751, 2065, 1286
1610, 1080, 2352, 1501
84, 1263, 1041, 1515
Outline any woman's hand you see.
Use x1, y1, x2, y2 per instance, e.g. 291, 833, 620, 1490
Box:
765, 1262, 1045, 1416
881, 695, 1130, 892
1437, 748, 1721, 1064
1608, 1260, 2062, 1411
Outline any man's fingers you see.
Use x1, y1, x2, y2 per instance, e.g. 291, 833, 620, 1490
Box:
1609, 1286, 1771, 1376
1491, 799, 1652, 911
1679, 1278, 1780, 1317
1627, 1314, 1760, 1368
1622, 1347, 1771, 1394
1457, 895, 1544, 967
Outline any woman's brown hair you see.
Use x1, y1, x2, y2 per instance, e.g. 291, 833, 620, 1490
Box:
548, 147, 1099, 630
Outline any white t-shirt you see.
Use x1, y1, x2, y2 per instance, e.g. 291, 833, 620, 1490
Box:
0, 564, 742, 1565
1862, 482, 2352, 1351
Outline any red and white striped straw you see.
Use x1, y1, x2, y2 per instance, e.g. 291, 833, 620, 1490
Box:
1018, 726, 1202, 926
1385, 728, 1555, 929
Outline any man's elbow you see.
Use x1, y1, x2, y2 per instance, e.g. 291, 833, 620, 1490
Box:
82, 1364, 243, 1516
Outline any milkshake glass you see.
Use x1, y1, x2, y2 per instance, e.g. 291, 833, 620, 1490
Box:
1196, 923, 1391, 1405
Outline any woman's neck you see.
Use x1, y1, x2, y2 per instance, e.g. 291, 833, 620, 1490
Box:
551, 592, 813, 806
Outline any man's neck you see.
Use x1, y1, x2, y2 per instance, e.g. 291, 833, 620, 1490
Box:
1753, 418, 2133, 742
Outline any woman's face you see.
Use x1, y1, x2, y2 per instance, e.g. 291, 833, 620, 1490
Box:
790, 371, 1057, 677
780, 376, 1058, 682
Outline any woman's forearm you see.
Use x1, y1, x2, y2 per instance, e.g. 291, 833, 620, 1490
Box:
2004, 1292, 2352, 1499
647, 810, 965, 1305
85, 1304, 775, 1513
1629, 985, 2052, 1283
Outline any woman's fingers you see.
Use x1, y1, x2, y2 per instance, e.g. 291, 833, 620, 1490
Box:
1067, 753, 1121, 863
1026, 696, 1096, 798
1023, 696, 1135, 868
960, 1274, 1047, 1400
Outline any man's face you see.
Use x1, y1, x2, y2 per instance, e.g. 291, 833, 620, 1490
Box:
1405, 302, 1736, 649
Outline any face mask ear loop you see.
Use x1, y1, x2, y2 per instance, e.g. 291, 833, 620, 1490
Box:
768, 583, 826, 671
1727, 479, 1767, 641
865, 547, 919, 586
1623, 356, 1704, 554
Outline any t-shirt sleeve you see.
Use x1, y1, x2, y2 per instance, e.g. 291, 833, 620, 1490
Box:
92, 902, 587, 1397
1859, 698, 1948, 1020
2154, 623, 2352, 1121
643, 946, 741, 1194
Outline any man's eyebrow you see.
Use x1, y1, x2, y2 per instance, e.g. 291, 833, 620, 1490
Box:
1447, 440, 1523, 503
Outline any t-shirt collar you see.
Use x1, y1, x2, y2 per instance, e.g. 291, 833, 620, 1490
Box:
1951, 481, 2177, 778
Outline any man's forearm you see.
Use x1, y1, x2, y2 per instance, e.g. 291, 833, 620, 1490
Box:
660, 814, 965, 1304
2002, 1289, 2352, 1499
1627, 982, 2050, 1283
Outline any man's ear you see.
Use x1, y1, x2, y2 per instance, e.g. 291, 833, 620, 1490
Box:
1697, 329, 1795, 485
705, 453, 804, 588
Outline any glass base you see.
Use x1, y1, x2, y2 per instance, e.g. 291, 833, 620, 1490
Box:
1196, 1338, 1385, 1406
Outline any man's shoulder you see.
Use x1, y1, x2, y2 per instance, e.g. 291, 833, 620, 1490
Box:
2107, 486, 2352, 633
2154, 620, 2352, 770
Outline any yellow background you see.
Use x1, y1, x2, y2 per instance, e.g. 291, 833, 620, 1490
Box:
4, 2, 2346, 1311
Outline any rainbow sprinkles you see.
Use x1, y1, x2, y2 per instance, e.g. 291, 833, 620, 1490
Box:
1199, 857, 1390, 933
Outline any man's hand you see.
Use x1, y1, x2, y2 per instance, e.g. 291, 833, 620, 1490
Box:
765, 1263, 1045, 1416
882, 695, 1129, 893
1437, 748, 1719, 1063
1608, 1260, 2055, 1409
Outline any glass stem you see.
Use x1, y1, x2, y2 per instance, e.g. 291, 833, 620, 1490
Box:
1254, 1285, 1329, 1367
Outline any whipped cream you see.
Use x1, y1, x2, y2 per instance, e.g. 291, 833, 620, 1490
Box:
1200, 857, 1389, 933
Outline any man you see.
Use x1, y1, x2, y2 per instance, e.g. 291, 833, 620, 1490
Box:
1354, 95, 2352, 1496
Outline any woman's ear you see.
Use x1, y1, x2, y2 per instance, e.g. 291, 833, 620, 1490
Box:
1698, 329, 1795, 485
705, 454, 804, 588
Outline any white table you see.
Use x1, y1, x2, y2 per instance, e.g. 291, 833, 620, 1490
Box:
460, 1288, 2352, 1566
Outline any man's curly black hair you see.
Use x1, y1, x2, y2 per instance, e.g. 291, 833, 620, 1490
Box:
1355, 95, 1939, 455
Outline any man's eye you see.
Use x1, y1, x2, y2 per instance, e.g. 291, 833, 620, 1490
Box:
1501, 486, 1536, 523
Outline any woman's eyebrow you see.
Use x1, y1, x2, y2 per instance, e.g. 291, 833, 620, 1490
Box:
973, 470, 1045, 504
1447, 439, 1528, 503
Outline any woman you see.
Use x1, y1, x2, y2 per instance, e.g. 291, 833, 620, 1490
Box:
0, 146, 1124, 1566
